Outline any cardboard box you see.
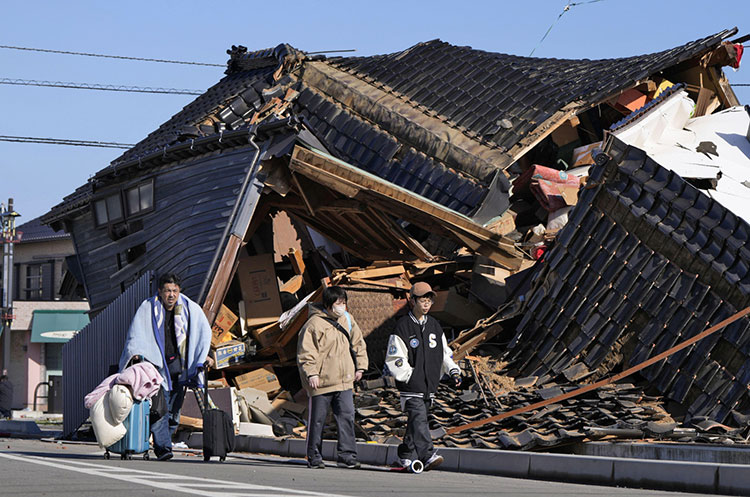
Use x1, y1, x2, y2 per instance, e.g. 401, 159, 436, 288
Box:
211, 340, 246, 369
238, 253, 283, 327
211, 304, 238, 346
484, 210, 516, 236
238, 422, 274, 437
233, 366, 281, 393
571, 141, 602, 168
550, 121, 580, 147
252, 322, 284, 349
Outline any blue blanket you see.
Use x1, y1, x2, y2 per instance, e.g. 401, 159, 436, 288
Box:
119, 294, 211, 391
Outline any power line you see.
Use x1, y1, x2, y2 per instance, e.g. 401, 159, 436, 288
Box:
530, 0, 606, 56
0, 78, 203, 95
0, 135, 134, 149
0, 44, 224, 67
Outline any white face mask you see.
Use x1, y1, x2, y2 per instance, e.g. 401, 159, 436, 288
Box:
331, 303, 347, 317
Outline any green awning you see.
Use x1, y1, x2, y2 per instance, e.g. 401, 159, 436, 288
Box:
31, 310, 89, 343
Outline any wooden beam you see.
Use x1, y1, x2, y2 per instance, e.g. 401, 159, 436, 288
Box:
451, 323, 504, 361
345, 265, 405, 279
706, 66, 740, 108
202, 233, 243, 324
506, 102, 584, 167
279, 274, 304, 294
288, 248, 305, 275
291, 172, 316, 217
289, 146, 520, 267
366, 208, 433, 261
346, 277, 411, 291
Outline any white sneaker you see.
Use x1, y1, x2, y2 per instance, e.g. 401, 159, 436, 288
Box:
424, 453, 444, 471
398, 458, 412, 468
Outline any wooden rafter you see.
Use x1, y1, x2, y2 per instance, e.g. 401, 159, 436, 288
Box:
289, 146, 521, 269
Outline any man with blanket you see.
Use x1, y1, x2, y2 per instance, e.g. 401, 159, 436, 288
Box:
119, 273, 211, 461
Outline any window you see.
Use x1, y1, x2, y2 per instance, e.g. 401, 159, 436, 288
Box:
125, 180, 154, 216
25, 264, 43, 300
45, 343, 64, 373
93, 193, 124, 226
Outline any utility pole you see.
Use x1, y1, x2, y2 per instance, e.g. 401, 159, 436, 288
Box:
1, 199, 21, 376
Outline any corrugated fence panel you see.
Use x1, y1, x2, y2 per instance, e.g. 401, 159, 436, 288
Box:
62, 271, 154, 438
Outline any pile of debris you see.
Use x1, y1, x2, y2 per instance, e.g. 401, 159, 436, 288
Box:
42, 27, 750, 450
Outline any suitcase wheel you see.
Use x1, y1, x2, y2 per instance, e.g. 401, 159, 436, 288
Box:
104, 451, 110, 460
143, 453, 150, 461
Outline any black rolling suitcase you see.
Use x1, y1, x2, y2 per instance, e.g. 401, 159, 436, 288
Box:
193, 381, 235, 462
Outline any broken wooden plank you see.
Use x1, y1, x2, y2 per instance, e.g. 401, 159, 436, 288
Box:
279, 274, 303, 294
202, 233, 243, 324
345, 265, 405, 280
452, 323, 504, 361
288, 248, 305, 275
346, 277, 411, 291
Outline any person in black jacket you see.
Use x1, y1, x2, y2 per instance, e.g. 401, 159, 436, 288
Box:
384, 282, 461, 471
0, 373, 13, 418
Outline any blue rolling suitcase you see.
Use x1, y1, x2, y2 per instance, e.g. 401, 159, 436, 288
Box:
105, 398, 151, 460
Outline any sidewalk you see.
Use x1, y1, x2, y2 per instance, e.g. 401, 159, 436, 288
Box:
4, 420, 747, 495
215, 434, 749, 496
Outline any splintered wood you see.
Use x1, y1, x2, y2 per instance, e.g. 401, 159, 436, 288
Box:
466, 356, 515, 395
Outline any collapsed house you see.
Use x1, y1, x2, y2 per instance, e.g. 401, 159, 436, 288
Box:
41, 28, 747, 445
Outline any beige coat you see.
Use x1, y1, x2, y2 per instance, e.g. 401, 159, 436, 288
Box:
297, 304, 368, 396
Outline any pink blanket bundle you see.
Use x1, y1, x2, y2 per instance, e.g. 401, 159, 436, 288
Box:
84, 362, 162, 408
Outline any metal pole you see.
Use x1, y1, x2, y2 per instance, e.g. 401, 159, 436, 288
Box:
1, 198, 19, 376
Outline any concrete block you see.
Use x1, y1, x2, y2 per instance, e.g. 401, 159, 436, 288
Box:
613, 458, 717, 494
356, 442, 390, 466
459, 448, 530, 478
187, 432, 203, 449
0, 420, 43, 435
234, 435, 252, 453
321, 440, 337, 460
437, 447, 460, 471
288, 438, 307, 458
254, 437, 289, 457
385, 444, 400, 466
717, 464, 750, 496
529, 453, 612, 485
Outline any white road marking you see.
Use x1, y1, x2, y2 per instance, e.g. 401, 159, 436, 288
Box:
0, 451, 353, 497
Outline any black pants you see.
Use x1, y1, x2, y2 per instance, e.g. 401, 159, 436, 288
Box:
306, 389, 357, 464
398, 396, 433, 463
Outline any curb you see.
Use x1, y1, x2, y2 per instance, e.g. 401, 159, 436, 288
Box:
223, 435, 750, 495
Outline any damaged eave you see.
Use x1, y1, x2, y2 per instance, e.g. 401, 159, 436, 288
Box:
298, 61, 511, 181
288, 145, 521, 270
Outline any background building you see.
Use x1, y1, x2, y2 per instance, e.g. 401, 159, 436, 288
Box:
0, 216, 88, 412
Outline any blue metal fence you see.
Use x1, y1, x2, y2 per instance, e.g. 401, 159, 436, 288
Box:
62, 271, 153, 438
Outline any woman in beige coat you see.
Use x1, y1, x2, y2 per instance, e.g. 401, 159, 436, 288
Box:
297, 286, 368, 469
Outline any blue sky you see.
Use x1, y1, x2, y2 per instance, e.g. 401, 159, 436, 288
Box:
1, 0, 748, 223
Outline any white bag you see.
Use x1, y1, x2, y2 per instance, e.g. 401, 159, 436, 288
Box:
107, 384, 133, 425
89, 395, 126, 448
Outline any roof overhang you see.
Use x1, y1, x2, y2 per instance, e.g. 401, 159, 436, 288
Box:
30, 310, 90, 343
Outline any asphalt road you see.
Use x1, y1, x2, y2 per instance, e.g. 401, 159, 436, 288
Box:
0, 438, 721, 497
